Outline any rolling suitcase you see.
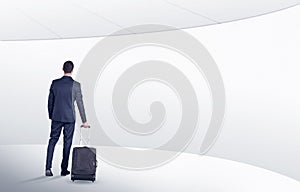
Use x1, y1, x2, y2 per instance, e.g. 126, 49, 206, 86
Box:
71, 125, 97, 182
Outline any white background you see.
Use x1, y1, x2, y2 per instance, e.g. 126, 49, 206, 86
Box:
0, 5, 299, 181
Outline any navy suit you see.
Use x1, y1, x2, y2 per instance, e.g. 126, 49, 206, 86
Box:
46, 76, 87, 171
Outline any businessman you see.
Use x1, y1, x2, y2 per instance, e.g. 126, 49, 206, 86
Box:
45, 61, 89, 176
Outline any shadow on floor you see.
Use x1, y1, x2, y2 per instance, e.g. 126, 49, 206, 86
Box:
66, 179, 99, 185
18, 175, 62, 184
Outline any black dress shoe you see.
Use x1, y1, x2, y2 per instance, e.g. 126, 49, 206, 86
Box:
61, 170, 70, 176
45, 169, 53, 176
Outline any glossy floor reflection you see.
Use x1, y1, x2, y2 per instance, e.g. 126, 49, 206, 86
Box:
0, 145, 300, 192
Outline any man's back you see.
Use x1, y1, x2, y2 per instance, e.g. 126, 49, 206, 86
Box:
48, 76, 86, 123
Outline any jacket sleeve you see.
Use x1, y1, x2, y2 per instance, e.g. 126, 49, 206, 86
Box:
48, 81, 54, 119
75, 83, 87, 123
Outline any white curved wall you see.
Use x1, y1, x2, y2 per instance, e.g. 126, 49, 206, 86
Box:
0, 0, 299, 40
0, 4, 299, 180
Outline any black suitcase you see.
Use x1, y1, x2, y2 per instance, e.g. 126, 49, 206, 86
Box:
71, 146, 97, 182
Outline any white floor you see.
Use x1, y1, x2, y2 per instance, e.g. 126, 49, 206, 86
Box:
1, 145, 300, 192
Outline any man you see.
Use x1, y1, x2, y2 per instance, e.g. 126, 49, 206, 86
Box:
45, 61, 89, 176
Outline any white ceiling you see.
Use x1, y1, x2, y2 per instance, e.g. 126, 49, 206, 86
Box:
0, 0, 299, 40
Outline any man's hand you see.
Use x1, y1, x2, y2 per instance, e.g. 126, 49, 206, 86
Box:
82, 122, 90, 128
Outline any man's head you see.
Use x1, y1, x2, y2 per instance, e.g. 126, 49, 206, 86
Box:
63, 61, 74, 74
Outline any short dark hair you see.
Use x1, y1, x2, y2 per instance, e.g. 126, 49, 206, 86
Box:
63, 61, 74, 73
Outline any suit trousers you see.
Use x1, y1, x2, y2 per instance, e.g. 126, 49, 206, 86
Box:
46, 120, 75, 171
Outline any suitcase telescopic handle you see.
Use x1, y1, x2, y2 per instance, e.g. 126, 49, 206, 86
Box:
79, 125, 91, 146
80, 125, 91, 128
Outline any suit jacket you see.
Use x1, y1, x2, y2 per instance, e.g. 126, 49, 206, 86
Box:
48, 76, 87, 123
